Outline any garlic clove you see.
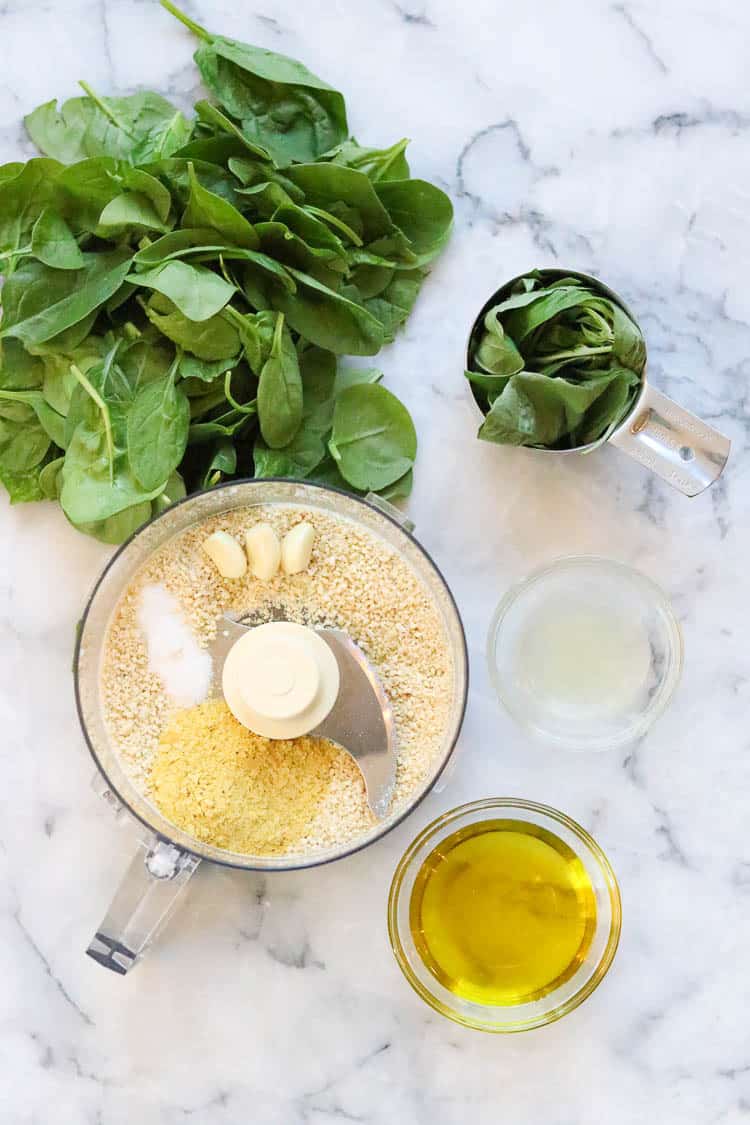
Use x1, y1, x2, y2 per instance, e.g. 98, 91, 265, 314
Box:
245, 523, 281, 580
281, 522, 315, 575
201, 531, 247, 579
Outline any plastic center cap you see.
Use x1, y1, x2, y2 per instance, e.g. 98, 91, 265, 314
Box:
259, 656, 296, 698
222, 621, 341, 740
242, 638, 320, 720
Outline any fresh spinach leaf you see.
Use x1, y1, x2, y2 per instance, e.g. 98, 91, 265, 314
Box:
38, 455, 65, 500
30, 209, 85, 270
0, 464, 48, 504
130, 111, 194, 165
0, 339, 46, 390
0, 249, 133, 347
334, 366, 383, 394
0, 389, 67, 448
473, 309, 524, 376
273, 267, 385, 355
133, 227, 233, 266
162, 0, 347, 165
379, 467, 413, 501
26, 88, 189, 165
223, 306, 276, 372
118, 333, 176, 391
364, 269, 425, 342
145, 157, 241, 208
201, 438, 237, 487
197, 246, 296, 291
329, 383, 416, 490
179, 353, 237, 382
193, 100, 270, 162
97, 192, 172, 233
183, 162, 259, 248
61, 395, 165, 524
0, 158, 62, 267
54, 158, 172, 232
144, 293, 241, 358
131, 260, 235, 321
254, 345, 336, 478
75, 499, 154, 543
374, 179, 453, 264
188, 409, 252, 443
257, 313, 303, 448
0, 401, 51, 474
329, 138, 410, 182
286, 163, 393, 242
477, 369, 635, 449
127, 356, 190, 489
0, 162, 25, 188
153, 470, 187, 513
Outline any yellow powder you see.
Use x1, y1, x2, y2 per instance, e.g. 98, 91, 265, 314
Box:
149, 698, 364, 855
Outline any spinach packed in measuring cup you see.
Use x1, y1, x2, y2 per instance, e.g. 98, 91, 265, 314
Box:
466, 271, 644, 450
465, 268, 730, 496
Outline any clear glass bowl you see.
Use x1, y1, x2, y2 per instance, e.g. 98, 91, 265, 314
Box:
487, 556, 683, 752
388, 798, 622, 1033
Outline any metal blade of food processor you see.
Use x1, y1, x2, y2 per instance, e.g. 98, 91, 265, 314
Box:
210, 616, 398, 819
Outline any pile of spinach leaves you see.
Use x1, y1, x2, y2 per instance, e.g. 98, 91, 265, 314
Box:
0, 0, 450, 543
466, 271, 645, 450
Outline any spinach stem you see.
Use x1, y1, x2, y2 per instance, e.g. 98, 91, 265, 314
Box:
373, 138, 410, 179
272, 312, 285, 353
166, 349, 181, 388
78, 81, 134, 137
70, 364, 115, 484
538, 344, 613, 364
218, 253, 234, 287
0, 389, 38, 405
304, 204, 363, 247
159, 0, 211, 41
223, 367, 257, 415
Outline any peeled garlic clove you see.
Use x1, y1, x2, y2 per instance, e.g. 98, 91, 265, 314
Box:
282, 522, 315, 575
202, 531, 247, 579
245, 523, 281, 580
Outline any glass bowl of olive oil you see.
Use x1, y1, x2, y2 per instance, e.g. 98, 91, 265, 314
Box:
388, 798, 621, 1032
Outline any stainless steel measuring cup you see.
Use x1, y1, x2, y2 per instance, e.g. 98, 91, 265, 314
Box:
466, 269, 731, 496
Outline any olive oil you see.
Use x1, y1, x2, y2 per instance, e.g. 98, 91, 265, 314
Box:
409, 819, 597, 1006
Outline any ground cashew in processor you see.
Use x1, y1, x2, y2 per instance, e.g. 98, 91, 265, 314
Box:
101, 503, 455, 857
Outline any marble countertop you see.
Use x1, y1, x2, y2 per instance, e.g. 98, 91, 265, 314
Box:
2, 0, 749, 1121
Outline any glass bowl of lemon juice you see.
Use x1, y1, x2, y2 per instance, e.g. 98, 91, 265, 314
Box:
487, 556, 683, 752
388, 799, 621, 1032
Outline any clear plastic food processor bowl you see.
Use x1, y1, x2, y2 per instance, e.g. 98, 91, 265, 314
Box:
74, 480, 468, 973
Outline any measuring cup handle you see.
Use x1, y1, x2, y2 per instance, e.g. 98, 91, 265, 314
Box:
608, 383, 730, 496
86, 839, 200, 974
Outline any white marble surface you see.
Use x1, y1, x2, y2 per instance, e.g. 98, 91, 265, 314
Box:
1, 0, 749, 1121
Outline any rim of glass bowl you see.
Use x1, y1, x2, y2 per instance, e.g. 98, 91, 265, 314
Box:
387, 797, 622, 1033
486, 555, 684, 753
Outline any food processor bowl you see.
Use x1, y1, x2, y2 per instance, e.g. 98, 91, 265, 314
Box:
74, 480, 468, 972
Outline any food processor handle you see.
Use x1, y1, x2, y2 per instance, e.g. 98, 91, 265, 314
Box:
608, 383, 730, 496
86, 838, 200, 974
365, 493, 415, 534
